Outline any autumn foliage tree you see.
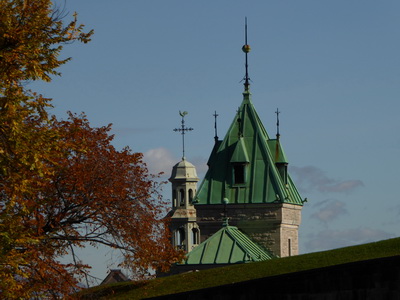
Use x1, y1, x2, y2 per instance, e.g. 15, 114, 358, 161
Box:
45, 113, 179, 275
0, 1, 181, 298
1, 113, 179, 298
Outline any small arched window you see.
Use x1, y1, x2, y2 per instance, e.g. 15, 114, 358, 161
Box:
178, 228, 185, 245
172, 190, 177, 207
179, 189, 185, 206
192, 228, 199, 245
188, 189, 193, 204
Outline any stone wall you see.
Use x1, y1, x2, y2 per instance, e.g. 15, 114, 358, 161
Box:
195, 203, 302, 257
278, 203, 302, 256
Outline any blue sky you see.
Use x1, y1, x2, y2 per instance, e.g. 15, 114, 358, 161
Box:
33, 0, 400, 283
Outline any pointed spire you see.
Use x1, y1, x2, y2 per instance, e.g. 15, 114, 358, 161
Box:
173, 111, 193, 160
242, 17, 251, 92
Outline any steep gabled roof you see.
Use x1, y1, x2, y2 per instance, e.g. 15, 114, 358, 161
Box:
195, 91, 303, 205
101, 269, 129, 285
181, 222, 275, 265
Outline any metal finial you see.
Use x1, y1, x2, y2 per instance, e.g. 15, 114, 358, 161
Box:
213, 111, 219, 142
173, 111, 193, 159
275, 108, 281, 162
236, 107, 243, 138
275, 108, 280, 139
242, 17, 251, 91
222, 198, 229, 226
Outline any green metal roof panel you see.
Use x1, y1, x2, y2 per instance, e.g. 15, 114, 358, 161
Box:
230, 244, 246, 262
215, 234, 234, 263
206, 140, 222, 167
230, 138, 250, 163
196, 91, 303, 206
181, 224, 275, 265
202, 235, 221, 264
267, 139, 288, 163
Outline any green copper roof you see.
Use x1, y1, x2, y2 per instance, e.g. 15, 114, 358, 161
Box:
267, 139, 288, 164
230, 138, 250, 163
181, 222, 275, 265
196, 91, 303, 205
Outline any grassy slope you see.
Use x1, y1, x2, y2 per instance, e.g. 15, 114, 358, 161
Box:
78, 237, 400, 299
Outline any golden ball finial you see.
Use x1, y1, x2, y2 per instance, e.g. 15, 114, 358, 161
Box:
242, 44, 251, 53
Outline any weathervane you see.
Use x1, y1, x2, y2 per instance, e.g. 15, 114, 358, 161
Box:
173, 111, 193, 159
242, 17, 251, 91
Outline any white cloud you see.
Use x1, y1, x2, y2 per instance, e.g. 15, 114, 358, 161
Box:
143, 148, 208, 204
304, 227, 394, 253
143, 148, 208, 180
311, 199, 348, 223
319, 180, 364, 193
290, 165, 364, 194
143, 148, 178, 177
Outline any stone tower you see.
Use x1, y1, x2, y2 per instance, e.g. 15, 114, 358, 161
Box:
168, 158, 200, 252
193, 22, 304, 257
168, 21, 304, 258
194, 87, 303, 257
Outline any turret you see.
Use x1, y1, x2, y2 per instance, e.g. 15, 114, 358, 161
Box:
168, 112, 200, 252
169, 158, 199, 209
168, 158, 200, 252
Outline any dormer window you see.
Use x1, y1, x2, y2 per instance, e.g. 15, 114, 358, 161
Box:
230, 138, 249, 186
276, 162, 288, 184
233, 163, 246, 185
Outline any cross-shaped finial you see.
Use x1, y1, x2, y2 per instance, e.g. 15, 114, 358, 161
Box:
275, 108, 280, 139
213, 111, 219, 142
173, 111, 193, 159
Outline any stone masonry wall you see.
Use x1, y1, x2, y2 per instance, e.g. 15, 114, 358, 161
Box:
195, 203, 302, 257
